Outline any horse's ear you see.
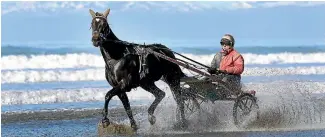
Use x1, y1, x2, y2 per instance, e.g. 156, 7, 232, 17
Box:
103, 8, 110, 19
89, 9, 96, 18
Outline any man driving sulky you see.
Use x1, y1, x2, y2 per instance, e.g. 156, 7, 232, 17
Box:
207, 34, 244, 93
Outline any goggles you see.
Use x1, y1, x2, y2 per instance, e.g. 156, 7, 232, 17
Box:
220, 38, 232, 46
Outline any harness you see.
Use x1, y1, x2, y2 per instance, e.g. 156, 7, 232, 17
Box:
134, 46, 146, 73
99, 39, 150, 78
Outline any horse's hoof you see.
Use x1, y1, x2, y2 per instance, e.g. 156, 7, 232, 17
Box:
148, 114, 156, 125
181, 121, 188, 129
131, 124, 139, 131
173, 120, 188, 130
101, 118, 110, 128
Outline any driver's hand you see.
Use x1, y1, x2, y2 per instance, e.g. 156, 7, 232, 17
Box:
207, 67, 216, 74
218, 69, 228, 74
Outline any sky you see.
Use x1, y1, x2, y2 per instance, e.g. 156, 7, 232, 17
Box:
1, 1, 325, 47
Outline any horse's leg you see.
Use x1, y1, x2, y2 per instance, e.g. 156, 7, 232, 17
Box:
140, 82, 166, 125
164, 75, 187, 129
117, 92, 138, 130
102, 88, 119, 127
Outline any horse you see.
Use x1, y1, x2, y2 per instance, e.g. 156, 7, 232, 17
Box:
88, 8, 188, 130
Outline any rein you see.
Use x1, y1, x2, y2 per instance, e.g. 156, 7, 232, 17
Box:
100, 39, 208, 70
90, 16, 208, 74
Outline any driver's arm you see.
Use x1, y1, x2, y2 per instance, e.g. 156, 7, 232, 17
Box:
210, 52, 222, 70
225, 54, 244, 75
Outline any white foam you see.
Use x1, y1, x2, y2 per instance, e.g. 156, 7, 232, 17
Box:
1, 53, 104, 70
2, 66, 325, 83
2, 52, 325, 70
178, 52, 325, 66
2, 81, 325, 105
243, 66, 325, 76
1, 81, 170, 105
2, 69, 105, 83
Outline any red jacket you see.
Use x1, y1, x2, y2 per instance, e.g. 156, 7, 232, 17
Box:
220, 49, 244, 75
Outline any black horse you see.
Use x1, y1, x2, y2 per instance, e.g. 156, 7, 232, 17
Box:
89, 8, 187, 130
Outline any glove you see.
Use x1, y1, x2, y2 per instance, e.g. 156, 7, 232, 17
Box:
217, 69, 227, 74
207, 67, 216, 74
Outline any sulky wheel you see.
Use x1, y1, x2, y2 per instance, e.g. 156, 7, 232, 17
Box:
183, 95, 202, 119
233, 93, 259, 128
182, 88, 204, 119
179, 85, 205, 119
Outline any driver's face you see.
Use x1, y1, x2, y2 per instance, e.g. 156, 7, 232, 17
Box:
221, 44, 231, 51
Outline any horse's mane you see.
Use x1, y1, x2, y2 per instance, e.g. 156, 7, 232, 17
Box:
106, 39, 171, 51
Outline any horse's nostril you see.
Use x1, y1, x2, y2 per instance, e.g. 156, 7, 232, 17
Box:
92, 32, 99, 39
93, 31, 99, 35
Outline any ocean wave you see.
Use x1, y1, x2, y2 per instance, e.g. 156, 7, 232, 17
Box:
2, 66, 325, 83
178, 52, 325, 65
2, 81, 325, 105
2, 52, 325, 70
1, 81, 170, 105
3, 45, 325, 56
1, 53, 104, 70
1, 45, 98, 56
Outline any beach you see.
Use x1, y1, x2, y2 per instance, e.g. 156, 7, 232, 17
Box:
2, 45, 325, 137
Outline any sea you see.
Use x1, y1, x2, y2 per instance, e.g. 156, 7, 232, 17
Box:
2, 43, 325, 137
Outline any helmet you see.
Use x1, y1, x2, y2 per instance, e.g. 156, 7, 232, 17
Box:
220, 34, 235, 47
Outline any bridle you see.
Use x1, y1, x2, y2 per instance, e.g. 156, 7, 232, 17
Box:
90, 15, 111, 44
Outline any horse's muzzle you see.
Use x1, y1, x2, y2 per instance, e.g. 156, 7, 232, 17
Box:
92, 31, 100, 47
92, 41, 100, 47
92, 31, 99, 39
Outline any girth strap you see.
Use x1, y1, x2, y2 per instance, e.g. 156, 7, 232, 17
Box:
134, 46, 147, 73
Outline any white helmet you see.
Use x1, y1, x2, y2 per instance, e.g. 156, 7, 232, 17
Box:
220, 34, 235, 47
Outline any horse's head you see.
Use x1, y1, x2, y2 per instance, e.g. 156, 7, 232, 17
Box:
89, 8, 111, 47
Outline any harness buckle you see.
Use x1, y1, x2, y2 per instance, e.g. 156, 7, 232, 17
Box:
100, 33, 106, 40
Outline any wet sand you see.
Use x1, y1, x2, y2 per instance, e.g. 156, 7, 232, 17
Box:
2, 117, 325, 137
2, 104, 325, 137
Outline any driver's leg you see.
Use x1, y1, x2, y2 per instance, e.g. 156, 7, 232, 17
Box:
222, 75, 241, 95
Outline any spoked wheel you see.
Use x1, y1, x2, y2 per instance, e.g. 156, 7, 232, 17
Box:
233, 93, 259, 128
178, 85, 205, 120
183, 95, 203, 119
172, 86, 204, 129
181, 88, 204, 119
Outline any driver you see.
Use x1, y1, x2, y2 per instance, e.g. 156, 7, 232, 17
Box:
208, 34, 244, 92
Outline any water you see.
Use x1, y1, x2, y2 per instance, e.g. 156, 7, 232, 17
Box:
3, 117, 325, 136
2, 43, 325, 136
